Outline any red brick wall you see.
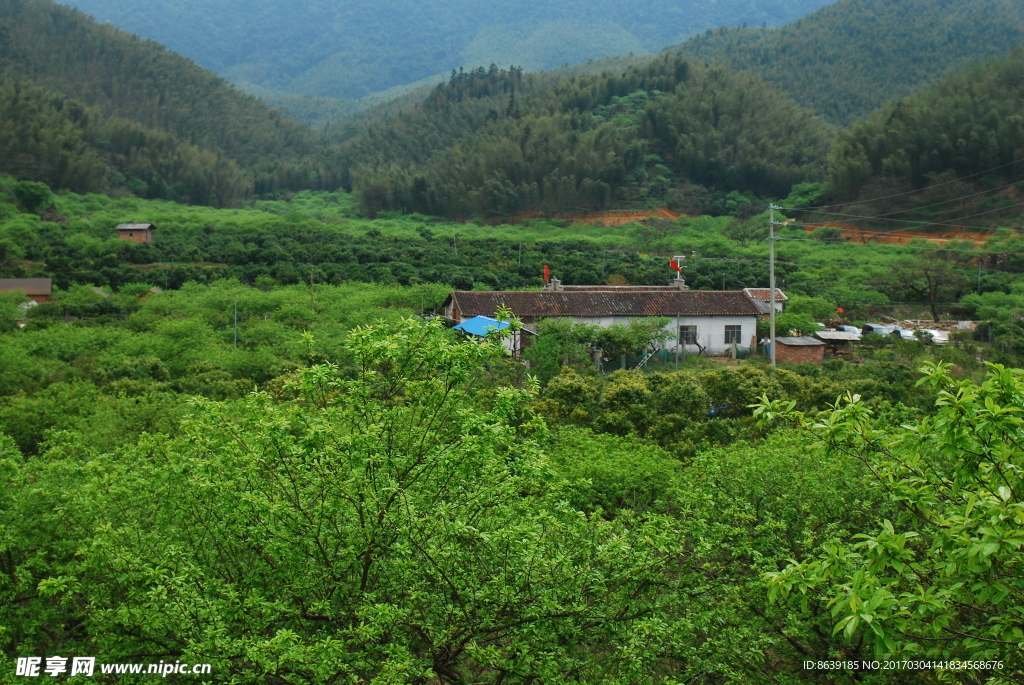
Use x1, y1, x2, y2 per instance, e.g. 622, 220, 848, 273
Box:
776, 343, 824, 364
118, 229, 153, 244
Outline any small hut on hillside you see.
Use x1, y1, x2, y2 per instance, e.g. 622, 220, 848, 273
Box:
117, 223, 155, 243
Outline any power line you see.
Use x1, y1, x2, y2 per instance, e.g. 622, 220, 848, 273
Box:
786, 158, 1024, 211
775, 237, 1024, 256
798, 224, 985, 242
789, 177, 1024, 223
869, 178, 1024, 218
786, 199, 1024, 232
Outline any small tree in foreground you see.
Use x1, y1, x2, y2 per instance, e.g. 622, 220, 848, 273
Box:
47, 318, 687, 683
757, 363, 1024, 679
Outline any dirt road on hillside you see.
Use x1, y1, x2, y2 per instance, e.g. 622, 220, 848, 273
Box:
513, 208, 680, 225
805, 222, 991, 246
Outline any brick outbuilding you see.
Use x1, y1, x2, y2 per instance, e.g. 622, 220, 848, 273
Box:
117, 223, 155, 243
774, 336, 825, 364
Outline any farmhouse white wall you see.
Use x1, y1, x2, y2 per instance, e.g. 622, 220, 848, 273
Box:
572, 314, 757, 356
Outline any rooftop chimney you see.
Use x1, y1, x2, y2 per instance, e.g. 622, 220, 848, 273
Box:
544, 277, 564, 291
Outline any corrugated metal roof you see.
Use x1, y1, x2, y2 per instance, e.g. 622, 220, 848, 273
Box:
0, 278, 52, 295
776, 336, 825, 346
453, 316, 510, 337
815, 331, 860, 342
743, 287, 788, 302
116, 223, 154, 230
448, 290, 762, 318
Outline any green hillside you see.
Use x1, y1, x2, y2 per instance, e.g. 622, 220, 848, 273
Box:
333, 59, 834, 219
678, 0, 1024, 125
0, 79, 254, 205
826, 47, 1024, 213
0, 0, 332, 202
57, 0, 836, 101
0, 0, 836, 215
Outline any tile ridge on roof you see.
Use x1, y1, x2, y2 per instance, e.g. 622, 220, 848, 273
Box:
450, 289, 762, 317
743, 287, 788, 300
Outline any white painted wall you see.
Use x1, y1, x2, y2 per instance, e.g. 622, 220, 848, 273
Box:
570, 314, 757, 356
446, 302, 760, 357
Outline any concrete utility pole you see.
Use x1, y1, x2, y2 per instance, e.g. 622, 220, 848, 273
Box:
310, 267, 316, 310
676, 312, 680, 372
769, 205, 782, 370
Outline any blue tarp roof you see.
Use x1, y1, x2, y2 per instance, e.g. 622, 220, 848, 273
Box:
453, 316, 509, 337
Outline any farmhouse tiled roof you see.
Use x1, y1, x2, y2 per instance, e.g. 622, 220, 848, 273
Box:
447, 290, 762, 318
743, 287, 788, 302
0, 278, 53, 296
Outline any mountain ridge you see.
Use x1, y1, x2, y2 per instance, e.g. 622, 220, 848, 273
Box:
55, 0, 837, 100
676, 0, 1024, 125
0, 0, 334, 203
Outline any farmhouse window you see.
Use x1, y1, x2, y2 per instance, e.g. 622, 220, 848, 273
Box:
679, 325, 697, 345
724, 325, 742, 344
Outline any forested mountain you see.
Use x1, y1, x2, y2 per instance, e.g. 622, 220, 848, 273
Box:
0, 80, 252, 205
678, 0, 1024, 125
57, 0, 836, 101
0, 0, 334, 202
829, 47, 1024, 205
336, 58, 834, 218
0, 0, 835, 215
6, 0, 1024, 221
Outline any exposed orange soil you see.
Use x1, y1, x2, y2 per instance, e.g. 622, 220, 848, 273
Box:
805, 222, 990, 246
513, 208, 680, 225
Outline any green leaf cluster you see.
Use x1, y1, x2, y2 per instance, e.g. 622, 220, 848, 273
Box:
762, 363, 1024, 670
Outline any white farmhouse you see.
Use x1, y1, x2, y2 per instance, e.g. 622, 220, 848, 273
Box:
443, 281, 762, 357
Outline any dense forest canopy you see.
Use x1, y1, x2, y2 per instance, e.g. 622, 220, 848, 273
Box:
0, 79, 253, 205
829, 47, 1024, 200
57, 0, 836, 100
339, 58, 834, 218
677, 0, 1024, 125
0, 0, 334, 202
5, 0, 1024, 222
